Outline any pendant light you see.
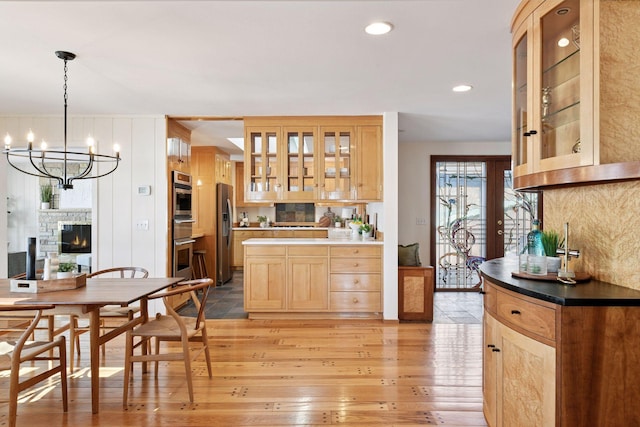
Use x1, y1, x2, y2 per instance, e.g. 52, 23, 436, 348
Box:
3, 51, 120, 190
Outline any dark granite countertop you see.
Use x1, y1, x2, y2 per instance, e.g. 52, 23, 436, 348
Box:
480, 257, 640, 306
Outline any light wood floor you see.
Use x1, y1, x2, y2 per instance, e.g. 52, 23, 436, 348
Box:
1, 319, 487, 426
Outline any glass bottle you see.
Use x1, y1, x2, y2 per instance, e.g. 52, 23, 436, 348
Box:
527, 219, 545, 256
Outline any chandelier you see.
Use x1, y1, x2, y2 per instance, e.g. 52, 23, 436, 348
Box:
3, 51, 120, 190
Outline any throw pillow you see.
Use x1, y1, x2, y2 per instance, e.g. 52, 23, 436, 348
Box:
398, 243, 421, 266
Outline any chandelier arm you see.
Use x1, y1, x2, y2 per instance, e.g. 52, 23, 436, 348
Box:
27, 149, 63, 183
69, 155, 95, 180
37, 151, 64, 182
5, 152, 64, 187
69, 158, 120, 183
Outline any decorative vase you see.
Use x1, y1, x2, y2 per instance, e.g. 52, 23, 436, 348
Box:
546, 256, 561, 274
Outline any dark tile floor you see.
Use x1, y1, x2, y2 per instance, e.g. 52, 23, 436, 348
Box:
181, 270, 483, 324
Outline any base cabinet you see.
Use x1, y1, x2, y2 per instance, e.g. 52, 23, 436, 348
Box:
244, 242, 382, 317
483, 279, 640, 426
483, 312, 556, 427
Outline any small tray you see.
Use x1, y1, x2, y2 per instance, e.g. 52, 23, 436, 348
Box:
10, 274, 87, 293
511, 271, 591, 283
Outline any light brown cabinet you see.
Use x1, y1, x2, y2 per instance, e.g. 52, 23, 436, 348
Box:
243, 116, 382, 203
483, 278, 640, 426
244, 242, 382, 318
244, 245, 286, 311
329, 246, 382, 313
512, 0, 640, 190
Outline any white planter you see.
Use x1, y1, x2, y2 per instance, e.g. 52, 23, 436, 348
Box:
259, 222, 268, 228
334, 222, 341, 228
56, 272, 73, 279
362, 231, 373, 239
41, 202, 50, 210
546, 256, 561, 273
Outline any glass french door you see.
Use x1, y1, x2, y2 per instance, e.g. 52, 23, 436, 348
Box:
431, 156, 539, 290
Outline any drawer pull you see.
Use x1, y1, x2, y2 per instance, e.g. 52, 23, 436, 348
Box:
511, 310, 521, 315
352, 298, 359, 303
487, 344, 495, 348
353, 263, 359, 267
353, 250, 359, 254
353, 279, 359, 284
492, 348, 501, 353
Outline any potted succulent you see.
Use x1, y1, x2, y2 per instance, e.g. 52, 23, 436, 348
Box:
359, 223, 373, 239
334, 216, 342, 228
257, 215, 268, 228
40, 183, 53, 209
541, 229, 562, 273
57, 261, 76, 279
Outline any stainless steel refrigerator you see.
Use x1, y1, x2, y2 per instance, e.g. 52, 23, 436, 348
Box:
216, 183, 233, 285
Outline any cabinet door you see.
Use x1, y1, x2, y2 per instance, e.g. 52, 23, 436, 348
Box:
512, 17, 534, 176
235, 162, 245, 207
534, 0, 593, 172
483, 313, 500, 427
244, 256, 286, 310
282, 127, 317, 201
498, 320, 556, 427
245, 126, 282, 201
287, 256, 328, 310
318, 126, 355, 200
356, 125, 382, 201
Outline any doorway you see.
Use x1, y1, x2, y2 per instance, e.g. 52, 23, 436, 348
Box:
430, 156, 539, 291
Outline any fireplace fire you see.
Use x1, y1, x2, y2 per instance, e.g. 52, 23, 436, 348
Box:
58, 222, 91, 254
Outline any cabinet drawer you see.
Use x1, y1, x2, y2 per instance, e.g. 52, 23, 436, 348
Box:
245, 245, 286, 256
288, 246, 328, 257
497, 290, 556, 342
330, 246, 381, 258
330, 274, 381, 291
330, 257, 381, 273
330, 291, 381, 312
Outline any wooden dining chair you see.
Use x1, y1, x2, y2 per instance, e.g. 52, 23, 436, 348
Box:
68, 266, 149, 371
0, 304, 68, 427
123, 278, 214, 408
5, 271, 62, 342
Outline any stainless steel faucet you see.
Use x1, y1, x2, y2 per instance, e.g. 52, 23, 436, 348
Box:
556, 222, 580, 280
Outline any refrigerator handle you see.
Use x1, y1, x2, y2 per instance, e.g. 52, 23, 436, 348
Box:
226, 198, 233, 248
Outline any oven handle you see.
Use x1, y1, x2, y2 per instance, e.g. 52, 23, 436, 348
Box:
174, 219, 195, 224
174, 239, 196, 246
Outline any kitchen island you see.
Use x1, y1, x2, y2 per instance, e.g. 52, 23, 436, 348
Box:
243, 238, 383, 319
479, 257, 640, 427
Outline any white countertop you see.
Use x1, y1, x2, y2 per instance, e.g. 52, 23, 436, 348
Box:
242, 238, 382, 245
233, 227, 329, 230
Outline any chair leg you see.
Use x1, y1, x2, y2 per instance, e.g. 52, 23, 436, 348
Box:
182, 336, 194, 403
201, 328, 213, 379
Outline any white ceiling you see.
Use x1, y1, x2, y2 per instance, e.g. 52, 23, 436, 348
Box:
0, 0, 520, 155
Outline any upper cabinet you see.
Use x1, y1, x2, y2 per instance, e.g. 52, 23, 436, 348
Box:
512, 0, 640, 190
243, 116, 382, 203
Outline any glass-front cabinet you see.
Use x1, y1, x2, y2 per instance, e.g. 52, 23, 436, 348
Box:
245, 127, 281, 201
318, 127, 355, 200
283, 127, 317, 201
512, 0, 594, 179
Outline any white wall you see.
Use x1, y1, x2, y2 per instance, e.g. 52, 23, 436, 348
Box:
0, 116, 168, 294
398, 140, 511, 267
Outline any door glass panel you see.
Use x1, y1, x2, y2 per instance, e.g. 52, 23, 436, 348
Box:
503, 170, 539, 256
540, 0, 581, 159
435, 161, 486, 290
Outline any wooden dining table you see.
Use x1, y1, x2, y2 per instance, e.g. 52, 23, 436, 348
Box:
0, 276, 183, 414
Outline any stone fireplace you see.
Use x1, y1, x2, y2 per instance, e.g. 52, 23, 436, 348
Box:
38, 209, 91, 257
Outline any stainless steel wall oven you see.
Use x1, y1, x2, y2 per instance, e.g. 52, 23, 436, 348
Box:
172, 171, 194, 280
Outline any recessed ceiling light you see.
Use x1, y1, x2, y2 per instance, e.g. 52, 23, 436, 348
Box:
365, 21, 393, 35
453, 84, 473, 93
